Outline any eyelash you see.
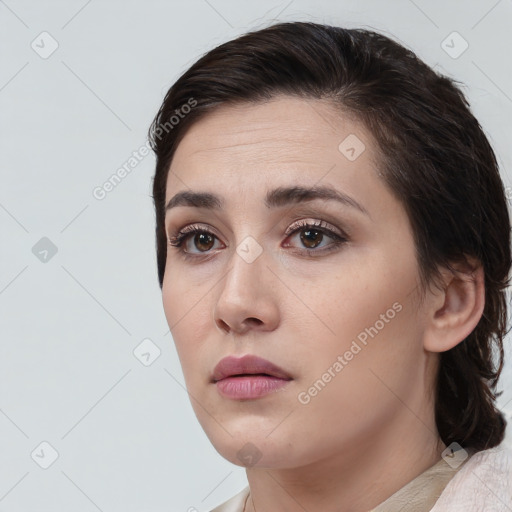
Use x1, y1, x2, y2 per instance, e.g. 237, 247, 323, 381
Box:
167, 219, 348, 261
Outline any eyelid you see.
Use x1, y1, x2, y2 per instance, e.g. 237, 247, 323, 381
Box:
167, 223, 225, 246
284, 218, 345, 239
167, 219, 345, 244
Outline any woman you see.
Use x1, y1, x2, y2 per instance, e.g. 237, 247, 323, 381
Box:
148, 21, 512, 511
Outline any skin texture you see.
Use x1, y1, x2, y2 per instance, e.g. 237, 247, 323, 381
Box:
162, 95, 485, 511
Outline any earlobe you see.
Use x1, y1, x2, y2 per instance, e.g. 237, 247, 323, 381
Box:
423, 260, 485, 353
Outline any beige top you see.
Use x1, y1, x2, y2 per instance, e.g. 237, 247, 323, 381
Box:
210, 450, 470, 512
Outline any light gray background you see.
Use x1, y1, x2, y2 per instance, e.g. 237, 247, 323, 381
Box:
1, 1, 512, 511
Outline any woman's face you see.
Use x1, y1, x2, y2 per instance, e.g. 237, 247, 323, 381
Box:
162, 95, 436, 469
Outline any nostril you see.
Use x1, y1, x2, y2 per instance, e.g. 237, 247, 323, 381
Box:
217, 319, 230, 333
215, 317, 263, 334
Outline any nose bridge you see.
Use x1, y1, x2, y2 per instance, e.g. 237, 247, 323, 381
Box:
222, 234, 267, 300
213, 233, 279, 333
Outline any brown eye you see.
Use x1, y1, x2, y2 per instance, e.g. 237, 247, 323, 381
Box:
194, 232, 215, 252
168, 220, 347, 261
168, 225, 222, 256
284, 220, 348, 256
300, 228, 324, 249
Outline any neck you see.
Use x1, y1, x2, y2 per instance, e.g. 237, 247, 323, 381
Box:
244, 409, 445, 512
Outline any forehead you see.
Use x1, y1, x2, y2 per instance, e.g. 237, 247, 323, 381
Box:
167, 95, 380, 190
172, 96, 376, 163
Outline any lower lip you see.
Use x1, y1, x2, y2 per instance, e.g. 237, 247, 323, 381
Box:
215, 375, 291, 399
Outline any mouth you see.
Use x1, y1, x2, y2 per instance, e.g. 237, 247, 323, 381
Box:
212, 354, 293, 400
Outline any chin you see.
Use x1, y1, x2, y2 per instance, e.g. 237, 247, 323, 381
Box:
197, 417, 306, 469
213, 437, 298, 469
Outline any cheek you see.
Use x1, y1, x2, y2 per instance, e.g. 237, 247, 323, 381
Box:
162, 267, 218, 390
162, 271, 204, 374
161, 275, 183, 341
162, 263, 205, 330
321, 253, 416, 342
292, 292, 420, 444
298, 244, 421, 385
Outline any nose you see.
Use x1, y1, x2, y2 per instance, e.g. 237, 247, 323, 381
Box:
213, 244, 280, 336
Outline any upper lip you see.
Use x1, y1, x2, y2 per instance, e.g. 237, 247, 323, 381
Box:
212, 354, 292, 382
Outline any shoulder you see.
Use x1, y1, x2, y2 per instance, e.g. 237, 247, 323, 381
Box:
431, 441, 512, 512
209, 486, 250, 512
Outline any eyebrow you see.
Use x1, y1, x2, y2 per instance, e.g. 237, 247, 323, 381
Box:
165, 185, 370, 217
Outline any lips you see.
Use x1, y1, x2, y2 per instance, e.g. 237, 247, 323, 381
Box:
212, 355, 292, 400
212, 354, 292, 382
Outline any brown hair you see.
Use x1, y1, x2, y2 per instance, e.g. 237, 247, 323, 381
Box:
148, 21, 511, 452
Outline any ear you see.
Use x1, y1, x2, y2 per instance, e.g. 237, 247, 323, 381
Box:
423, 257, 485, 353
